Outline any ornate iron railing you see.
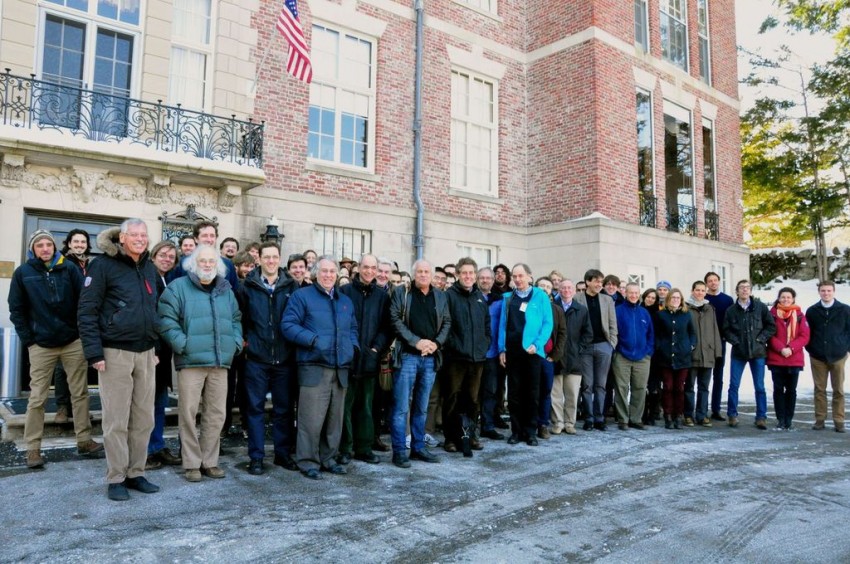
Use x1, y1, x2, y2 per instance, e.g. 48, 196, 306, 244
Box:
704, 210, 719, 241
666, 204, 697, 236
0, 70, 263, 168
639, 191, 656, 228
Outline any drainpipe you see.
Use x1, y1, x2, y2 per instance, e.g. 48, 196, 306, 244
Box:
412, 0, 425, 261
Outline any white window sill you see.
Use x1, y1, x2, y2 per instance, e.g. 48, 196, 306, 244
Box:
305, 160, 380, 183
450, 0, 503, 23
449, 188, 504, 204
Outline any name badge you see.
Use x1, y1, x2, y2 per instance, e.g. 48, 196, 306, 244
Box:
519, 302, 528, 313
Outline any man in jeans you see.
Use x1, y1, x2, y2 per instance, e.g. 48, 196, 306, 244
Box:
388, 259, 451, 468
8, 229, 103, 469
722, 279, 776, 429
805, 281, 850, 432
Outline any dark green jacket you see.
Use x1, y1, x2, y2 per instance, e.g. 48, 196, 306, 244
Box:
157, 273, 242, 370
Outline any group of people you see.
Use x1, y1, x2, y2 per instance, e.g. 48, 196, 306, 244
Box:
9, 218, 850, 502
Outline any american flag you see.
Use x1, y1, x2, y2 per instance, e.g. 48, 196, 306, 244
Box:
276, 0, 313, 83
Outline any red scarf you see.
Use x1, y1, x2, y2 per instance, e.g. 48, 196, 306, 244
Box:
775, 304, 801, 344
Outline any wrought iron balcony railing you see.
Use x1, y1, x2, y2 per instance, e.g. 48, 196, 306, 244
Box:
639, 191, 657, 228
0, 70, 263, 168
666, 204, 697, 236
704, 210, 719, 241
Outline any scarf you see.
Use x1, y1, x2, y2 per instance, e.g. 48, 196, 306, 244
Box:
775, 304, 801, 344
686, 296, 708, 308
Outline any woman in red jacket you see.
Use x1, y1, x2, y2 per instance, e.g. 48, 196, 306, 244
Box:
767, 287, 810, 430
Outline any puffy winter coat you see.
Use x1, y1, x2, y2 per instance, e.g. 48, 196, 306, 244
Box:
281, 283, 359, 375
9, 254, 83, 348
615, 300, 654, 362
655, 308, 697, 370
339, 275, 392, 376
805, 300, 850, 363
723, 298, 776, 361
767, 306, 810, 368
237, 267, 297, 365
444, 281, 491, 363
157, 273, 242, 370
78, 227, 159, 363
689, 302, 722, 368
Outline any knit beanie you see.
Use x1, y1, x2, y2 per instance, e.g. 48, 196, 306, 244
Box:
28, 229, 56, 254
656, 280, 672, 291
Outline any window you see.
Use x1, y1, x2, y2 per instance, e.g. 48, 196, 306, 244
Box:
308, 25, 376, 170
710, 261, 730, 294
38, 0, 140, 132
313, 225, 372, 259
634, 0, 649, 52
697, 0, 710, 83
664, 102, 694, 235
457, 243, 495, 268
451, 70, 498, 197
458, 0, 496, 13
703, 118, 718, 240
637, 90, 655, 227
660, 0, 688, 71
169, 0, 212, 110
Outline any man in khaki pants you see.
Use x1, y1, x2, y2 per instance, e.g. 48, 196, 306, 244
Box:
79, 219, 161, 501
8, 229, 103, 469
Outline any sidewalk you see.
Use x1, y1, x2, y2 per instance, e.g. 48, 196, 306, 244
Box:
1, 393, 848, 562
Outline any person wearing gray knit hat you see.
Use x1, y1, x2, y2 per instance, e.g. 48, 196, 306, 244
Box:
28, 229, 57, 257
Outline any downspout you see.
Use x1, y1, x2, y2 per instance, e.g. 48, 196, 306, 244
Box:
412, 0, 425, 260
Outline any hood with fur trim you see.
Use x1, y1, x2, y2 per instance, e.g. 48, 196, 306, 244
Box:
96, 226, 151, 263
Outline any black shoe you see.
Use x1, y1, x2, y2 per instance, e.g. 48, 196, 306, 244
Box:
481, 429, 504, 440
526, 437, 538, 446
410, 448, 440, 463
353, 452, 381, 464
583, 421, 594, 431
494, 418, 510, 429
618, 422, 628, 430
337, 452, 352, 465
302, 468, 323, 480
710, 412, 726, 422
322, 463, 347, 475
392, 453, 411, 468
107, 483, 129, 501
248, 459, 264, 475
273, 454, 299, 471
507, 434, 520, 444
123, 476, 160, 494
593, 422, 607, 431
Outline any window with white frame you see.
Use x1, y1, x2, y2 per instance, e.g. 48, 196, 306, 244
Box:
634, 0, 649, 52
702, 118, 716, 212
313, 224, 372, 260
660, 0, 688, 71
710, 261, 730, 294
458, 0, 496, 14
308, 24, 376, 170
457, 243, 495, 268
697, 0, 711, 84
39, 0, 140, 132
663, 101, 694, 234
168, 0, 212, 110
451, 70, 498, 197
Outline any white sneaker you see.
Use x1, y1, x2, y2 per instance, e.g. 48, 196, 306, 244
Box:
424, 433, 439, 448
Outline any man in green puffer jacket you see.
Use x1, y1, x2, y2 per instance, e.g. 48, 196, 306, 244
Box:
158, 245, 242, 483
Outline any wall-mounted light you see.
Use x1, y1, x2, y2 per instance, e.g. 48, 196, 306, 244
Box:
260, 215, 283, 243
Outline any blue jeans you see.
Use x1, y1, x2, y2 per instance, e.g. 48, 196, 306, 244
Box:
391, 353, 435, 454
538, 358, 555, 427
581, 342, 613, 423
685, 367, 713, 421
147, 387, 169, 454
243, 359, 295, 461
728, 356, 767, 419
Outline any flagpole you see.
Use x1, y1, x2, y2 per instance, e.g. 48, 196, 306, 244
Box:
251, 39, 274, 95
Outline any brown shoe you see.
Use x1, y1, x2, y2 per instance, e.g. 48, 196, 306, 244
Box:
145, 456, 163, 471
54, 405, 70, 424
537, 425, 551, 440
26, 450, 45, 469
564, 426, 577, 435
700, 418, 713, 427
201, 466, 226, 479
157, 448, 183, 466
443, 441, 458, 453
813, 420, 826, 430
185, 469, 202, 482
755, 418, 768, 430
77, 440, 104, 456
728, 416, 738, 428
372, 437, 391, 452
835, 422, 846, 433
470, 437, 484, 451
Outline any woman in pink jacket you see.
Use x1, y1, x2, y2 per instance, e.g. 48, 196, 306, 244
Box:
767, 287, 810, 430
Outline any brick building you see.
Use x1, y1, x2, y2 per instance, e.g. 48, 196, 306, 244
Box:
0, 0, 749, 329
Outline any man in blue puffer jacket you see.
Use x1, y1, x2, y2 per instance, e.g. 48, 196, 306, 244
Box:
282, 256, 359, 480
613, 283, 654, 430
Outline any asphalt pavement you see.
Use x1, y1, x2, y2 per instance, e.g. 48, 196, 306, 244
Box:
1, 392, 849, 563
